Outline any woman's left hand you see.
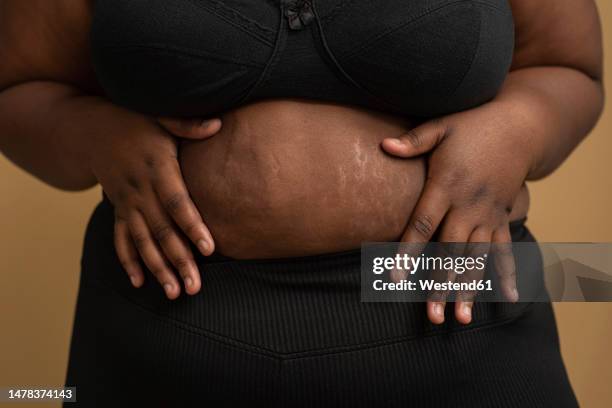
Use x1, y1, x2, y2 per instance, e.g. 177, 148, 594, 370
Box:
381, 100, 535, 325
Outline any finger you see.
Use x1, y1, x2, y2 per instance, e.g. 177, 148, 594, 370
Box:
492, 224, 518, 302
425, 263, 457, 325
426, 302, 447, 326
114, 217, 144, 288
427, 216, 473, 325
157, 117, 222, 140
381, 119, 448, 158
455, 227, 492, 325
144, 204, 202, 295
391, 184, 449, 283
153, 161, 215, 256
401, 182, 449, 244
127, 211, 181, 299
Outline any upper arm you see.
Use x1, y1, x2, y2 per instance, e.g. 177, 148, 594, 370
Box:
509, 0, 603, 80
0, 0, 100, 93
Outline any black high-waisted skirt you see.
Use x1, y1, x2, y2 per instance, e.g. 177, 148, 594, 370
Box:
64, 197, 578, 407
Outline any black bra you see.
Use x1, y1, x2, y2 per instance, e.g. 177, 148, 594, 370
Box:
90, 0, 514, 118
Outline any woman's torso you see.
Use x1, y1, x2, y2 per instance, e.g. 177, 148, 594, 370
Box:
179, 99, 529, 258
89, 0, 526, 259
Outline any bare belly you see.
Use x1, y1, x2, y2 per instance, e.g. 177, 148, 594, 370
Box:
179, 98, 530, 259
179, 99, 425, 258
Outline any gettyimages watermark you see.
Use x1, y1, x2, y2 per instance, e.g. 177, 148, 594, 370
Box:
361, 242, 612, 302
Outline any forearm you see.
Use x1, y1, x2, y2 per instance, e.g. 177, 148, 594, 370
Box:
0, 81, 106, 190
494, 66, 604, 180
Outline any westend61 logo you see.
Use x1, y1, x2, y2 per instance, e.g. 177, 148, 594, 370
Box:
372, 253, 488, 275
366, 249, 494, 296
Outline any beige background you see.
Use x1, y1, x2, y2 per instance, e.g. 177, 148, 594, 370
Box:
1, 2, 612, 407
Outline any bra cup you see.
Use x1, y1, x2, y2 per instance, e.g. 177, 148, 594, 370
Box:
320, 1, 515, 117
90, 0, 515, 117
91, 0, 275, 116
92, 47, 261, 117
441, 2, 515, 113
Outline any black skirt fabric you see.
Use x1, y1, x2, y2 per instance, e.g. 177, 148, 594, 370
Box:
64, 197, 577, 407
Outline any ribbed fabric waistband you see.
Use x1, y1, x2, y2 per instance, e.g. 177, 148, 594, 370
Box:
82, 197, 539, 357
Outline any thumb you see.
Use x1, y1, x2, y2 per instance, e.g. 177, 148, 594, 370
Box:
157, 117, 222, 140
382, 119, 448, 158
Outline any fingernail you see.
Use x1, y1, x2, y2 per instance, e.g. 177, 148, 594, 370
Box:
129, 275, 138, 287
512, 288, 519, 302
200, 119, 219, 128
163, 283, 173, 294
388, 138, 404, 146
463, 304, 472, 318
434, 303, 443, 317
185, 277, 193, 288
197, 239, 210, 255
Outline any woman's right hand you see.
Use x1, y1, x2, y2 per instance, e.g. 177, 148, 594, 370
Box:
87, 103, 222, 299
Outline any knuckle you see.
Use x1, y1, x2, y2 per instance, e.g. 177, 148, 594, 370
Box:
472, 184, 489, 200
165, 118, 191, 134
492, 196, 513, 211
410, 214, 435, 238
160, 118, 180, 132
459, 292, 476, 302
126, 175, 142, 191
493, 198, 513, 214
445, 168, 469, 189
496, 244, 514, 256
144, 155, 157, 169
429, 117, 447, 131
430, 118, 449, 141
172, 257, 193, 271
466, 185, 490, 207
131, 233, 150, 249
446, 243, 465, 257
151, 222, 174, 243
163, 192, 188, 214
114, 189, 129, 202
119, 258, 139, 270
113, 191, 132, 208
184, 119, 201, 133
403, 129, 423, 148
149, 265, 168, 278
428, 290, 448, 302
184, 222, 204, 237
500, 262, 517, 277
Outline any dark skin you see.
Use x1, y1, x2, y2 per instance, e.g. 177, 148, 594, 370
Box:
383, 0, 604, 323
0, 0, 221, 298
384, 65, 604, 323
0, 1, 604, 323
